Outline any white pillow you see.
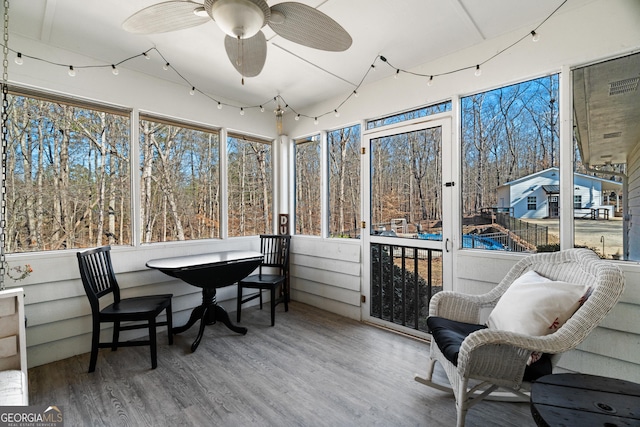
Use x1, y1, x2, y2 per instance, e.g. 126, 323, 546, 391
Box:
487, 270, 587, 336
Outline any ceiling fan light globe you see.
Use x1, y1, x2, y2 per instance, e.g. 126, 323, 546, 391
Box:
210, 0, 265, 39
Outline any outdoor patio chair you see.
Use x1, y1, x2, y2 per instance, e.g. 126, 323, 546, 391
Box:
415, 248, 624, 427
77, 245, 173, 372
237, 235, 291, 326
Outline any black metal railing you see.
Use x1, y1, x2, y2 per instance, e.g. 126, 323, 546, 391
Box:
495, 213, 548, 250
370, 243, 442, 332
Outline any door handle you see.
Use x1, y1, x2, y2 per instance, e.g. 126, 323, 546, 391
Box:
445, 238, 450, 253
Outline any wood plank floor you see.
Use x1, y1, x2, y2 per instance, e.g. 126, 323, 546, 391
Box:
28, 303, 537, 426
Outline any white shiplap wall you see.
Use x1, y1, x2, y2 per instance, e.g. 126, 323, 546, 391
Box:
289, 237, 362, 320
627, 142, 640, 258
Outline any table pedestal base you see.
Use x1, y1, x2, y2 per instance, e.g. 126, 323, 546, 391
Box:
173, 287, 247, 352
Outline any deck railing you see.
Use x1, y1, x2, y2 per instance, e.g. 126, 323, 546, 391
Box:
370, 243, 442, 332
494, 213, 548, 250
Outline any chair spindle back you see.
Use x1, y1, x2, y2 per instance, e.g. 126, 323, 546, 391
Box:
77, 246, 121, 309
258, 235, 290, 277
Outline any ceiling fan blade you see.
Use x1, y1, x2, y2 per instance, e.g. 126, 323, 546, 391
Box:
123, 1, 210, 34
224, 31, 267, 78
268, 2, 352, 52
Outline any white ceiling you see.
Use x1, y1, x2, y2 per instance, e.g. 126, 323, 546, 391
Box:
10, 0, 572, 109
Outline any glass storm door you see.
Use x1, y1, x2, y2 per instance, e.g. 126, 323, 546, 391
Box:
362, 116, 453, 336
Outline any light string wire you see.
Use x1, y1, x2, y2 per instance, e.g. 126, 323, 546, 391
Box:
0, 0, 566, 126
381, 0, 567, 80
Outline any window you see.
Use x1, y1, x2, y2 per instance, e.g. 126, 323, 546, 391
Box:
5, 89, 131, 252
572, 53, 639, 261
461, 75, 559, 252
367, 101, 451, 129
295, 135, 321, 236
573, 195, 582, 209
370, 127, 442, 238
139, 116, 219, 243
328, 124, 361, 238
227, 134, 273, 237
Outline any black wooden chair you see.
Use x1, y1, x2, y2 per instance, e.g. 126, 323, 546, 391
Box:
237, 235, 291, 326
77, 245, 173, 373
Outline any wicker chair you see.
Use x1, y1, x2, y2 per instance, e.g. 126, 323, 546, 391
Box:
415, 248, 624, 427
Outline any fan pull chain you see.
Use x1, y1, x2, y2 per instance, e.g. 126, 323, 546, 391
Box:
236, 35, 241, 66
237, 35, 245, 86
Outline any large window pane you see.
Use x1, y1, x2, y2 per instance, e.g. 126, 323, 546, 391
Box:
140, 117, 219, 242
328, 124, 360, 238
295, 135, 321, 236
370, 127, 442, 238
572, 53, 639, 260
461, 75, 559, 252
227, 135, 272, 237
6, 91, 131, 252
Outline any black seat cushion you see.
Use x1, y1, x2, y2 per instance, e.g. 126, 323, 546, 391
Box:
427, 316, 552, 382
427, 316, 488, 365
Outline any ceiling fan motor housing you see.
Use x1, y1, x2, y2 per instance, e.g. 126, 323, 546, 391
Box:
206, 0, 270, 39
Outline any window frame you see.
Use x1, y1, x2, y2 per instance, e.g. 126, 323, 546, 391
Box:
327, 123, 362, 239
5, 86, 133, 253
293, 134, 322, 236
573, 195, 582, 210
138, 113, 222, 244
459, 73, 560, 254
226, 132, 275, 237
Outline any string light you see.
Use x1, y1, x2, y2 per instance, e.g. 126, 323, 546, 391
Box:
3, 1, 564, 127
531, 30, 540, 42
189, 87, 195, 95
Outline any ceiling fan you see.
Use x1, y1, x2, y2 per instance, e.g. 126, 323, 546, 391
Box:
123, 0, 352, 83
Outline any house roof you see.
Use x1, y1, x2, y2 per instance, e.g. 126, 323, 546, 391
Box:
498, 167, 622, 190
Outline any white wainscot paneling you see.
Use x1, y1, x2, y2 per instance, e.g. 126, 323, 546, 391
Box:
290, 237, 362, 320
454, 250, 526, 294
558, 350, 640, 384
